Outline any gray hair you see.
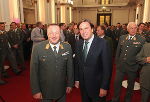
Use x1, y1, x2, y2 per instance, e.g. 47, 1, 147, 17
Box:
127, 22, 137, 30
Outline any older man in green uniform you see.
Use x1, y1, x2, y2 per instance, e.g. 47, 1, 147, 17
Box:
0, 22, 21, 85
30, 24, 74, 102
112, 22, 145, 102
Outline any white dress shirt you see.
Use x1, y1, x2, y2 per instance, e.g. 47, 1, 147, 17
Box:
83, 34, 94, 54
49, 42, 60, 53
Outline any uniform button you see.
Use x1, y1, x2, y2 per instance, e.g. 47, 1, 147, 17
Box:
126, 50, 127, 51
125, 54, 127, 55
127, 46, 129, 47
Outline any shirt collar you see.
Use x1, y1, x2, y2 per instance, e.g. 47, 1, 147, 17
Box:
49, 42, 60, 52
128, 34, 136, 39
84, 34, 94, 44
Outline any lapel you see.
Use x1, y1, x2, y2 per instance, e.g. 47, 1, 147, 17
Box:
78, 39, 84, 62
86, 35, 97, 63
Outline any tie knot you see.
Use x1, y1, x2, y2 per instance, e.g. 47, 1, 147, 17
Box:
85, 41, 89, 45
53, 46, 57, 50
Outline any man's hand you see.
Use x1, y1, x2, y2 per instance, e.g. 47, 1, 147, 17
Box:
13, 44, 18, 48
66, 87, 72, 94
75, 81, 79, 88
99, 89, 107, 97
33, 92, 42, 99
146, 57, 150, 63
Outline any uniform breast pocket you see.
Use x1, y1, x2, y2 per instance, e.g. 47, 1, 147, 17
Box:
133, 44, 141, 48
39, 56, 48, 63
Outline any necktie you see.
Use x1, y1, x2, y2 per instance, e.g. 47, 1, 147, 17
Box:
129, 36, 132, 40
76, 35, 79, 40
83, 41, 89, 62
53, 46, 57, 56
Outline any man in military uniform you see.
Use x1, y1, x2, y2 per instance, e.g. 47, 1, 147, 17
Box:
30, 24, 74, 102
112, 22, 145, 102
0, 22, 21, 85
8, 22, 26, 70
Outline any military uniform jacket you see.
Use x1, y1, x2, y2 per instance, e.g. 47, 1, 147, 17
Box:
115, 34, 145, 72
30, 40, 74, 99
136, 43, 150, 90
0, 31, 10, 49
7, 29, 24, 47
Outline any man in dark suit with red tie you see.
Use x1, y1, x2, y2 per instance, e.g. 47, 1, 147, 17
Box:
75, 19, 112, 102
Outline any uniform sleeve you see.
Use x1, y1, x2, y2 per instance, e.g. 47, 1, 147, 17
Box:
30, 45, 41, 95
136, 44, 147, 65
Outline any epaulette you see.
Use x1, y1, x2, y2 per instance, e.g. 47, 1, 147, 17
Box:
63, 41, 69, 44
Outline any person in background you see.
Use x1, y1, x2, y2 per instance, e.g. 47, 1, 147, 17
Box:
31, 22, 45, 46
112, 22, 145, 102
136, 38, 150, 102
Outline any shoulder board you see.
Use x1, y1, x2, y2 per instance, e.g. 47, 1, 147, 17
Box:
63, 41, 69, 44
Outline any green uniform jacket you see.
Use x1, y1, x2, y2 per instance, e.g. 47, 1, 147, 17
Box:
115, 34, 145, 72
136, 43, 150, 90
30, 40, 74, 99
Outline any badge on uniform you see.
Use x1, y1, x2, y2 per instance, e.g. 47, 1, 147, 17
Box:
62, 51, 69, 56
133, 42, 141, 44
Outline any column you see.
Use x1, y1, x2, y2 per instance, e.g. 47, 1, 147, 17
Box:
34, 1, 38, 22
0, 0, 11, 30
60, 5, 66, 23
143, 0, 150, 22
37, 0, 46, 24
69, 6, 72, 23
19, 0, 24, 23
50, 0, 56, 23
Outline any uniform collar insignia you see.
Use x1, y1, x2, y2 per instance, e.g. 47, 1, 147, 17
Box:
59, 43, 64, 50
45, 43, 50, 49
133, 37, 136, 40
126, 36, 128, 40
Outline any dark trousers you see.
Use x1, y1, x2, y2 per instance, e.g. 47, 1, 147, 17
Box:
141, 88, 150, 102
11, 47, 25, 68
40, 94, 66, 102
80, 85, 106, 102
0, 48, 18, 73
112, 64, 137, 102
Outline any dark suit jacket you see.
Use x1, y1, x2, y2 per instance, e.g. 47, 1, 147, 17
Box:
68, 33, 82, 54
103, 35, 114, 55
75, 35, 112, 98
30, 40, 74, 99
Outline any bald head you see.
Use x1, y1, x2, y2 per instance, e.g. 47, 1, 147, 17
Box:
47, 24, 60, 44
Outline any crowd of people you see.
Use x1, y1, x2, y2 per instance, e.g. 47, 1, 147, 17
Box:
0, 20, 150, 102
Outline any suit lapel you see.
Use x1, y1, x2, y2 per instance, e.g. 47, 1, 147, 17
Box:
86, 36, 97, 63
78, 39, 84, 62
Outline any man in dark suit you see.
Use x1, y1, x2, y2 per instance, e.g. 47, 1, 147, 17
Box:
30, 24, 74, 102
96, 25, 114, 56
68, 24, 82, 54
112, 22, 145, 102
75, 19, 112, 102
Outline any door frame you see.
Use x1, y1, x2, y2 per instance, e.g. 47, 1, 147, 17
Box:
97, 13, 112, 26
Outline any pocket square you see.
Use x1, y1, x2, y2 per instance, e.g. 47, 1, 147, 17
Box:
62, 51, 69, 56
